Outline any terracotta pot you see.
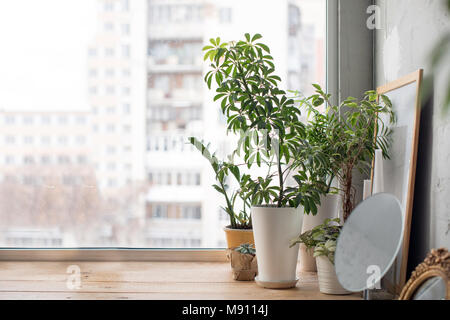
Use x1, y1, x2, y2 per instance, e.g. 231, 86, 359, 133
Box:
316, 255, 351, 295
252, 206, 302, 288
224, 227, 254, 249
299, 194, 339, 272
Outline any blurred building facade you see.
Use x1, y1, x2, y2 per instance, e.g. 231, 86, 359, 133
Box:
0, 0, 324, 247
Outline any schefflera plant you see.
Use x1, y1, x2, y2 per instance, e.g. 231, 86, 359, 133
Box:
202, 33, 328, 213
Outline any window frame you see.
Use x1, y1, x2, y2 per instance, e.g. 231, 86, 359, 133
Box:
0, 1, 337, 261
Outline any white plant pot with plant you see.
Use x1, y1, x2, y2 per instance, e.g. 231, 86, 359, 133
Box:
202, 34, 327, 288
315, 255, 349, 295
294, 83, 394, 272
291, 218, 350, 295
251, 206, 302, 285
300, 85, 395, 223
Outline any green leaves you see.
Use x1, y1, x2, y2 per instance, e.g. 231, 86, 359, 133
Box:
201, 34, 335, 210
298, 84, 395, 220
234, 243, 256, 255
251, 34, 262, 42
290, 218, 341, 264
255, 43, 270, 53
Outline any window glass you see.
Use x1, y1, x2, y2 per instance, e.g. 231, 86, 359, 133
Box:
0, 0, 325, 248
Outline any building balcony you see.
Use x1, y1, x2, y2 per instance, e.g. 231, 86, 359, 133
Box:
147, 62, 202, 74
147, 89, 203, 104
145, 185, 203, 203
148, 24, 204, 40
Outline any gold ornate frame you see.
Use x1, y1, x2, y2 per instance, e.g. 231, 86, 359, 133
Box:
398, 248, 449, 300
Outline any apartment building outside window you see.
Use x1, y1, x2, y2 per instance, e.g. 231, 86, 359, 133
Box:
0, 0, 325, 248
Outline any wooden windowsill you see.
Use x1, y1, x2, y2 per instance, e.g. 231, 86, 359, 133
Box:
0, 261, 361, 300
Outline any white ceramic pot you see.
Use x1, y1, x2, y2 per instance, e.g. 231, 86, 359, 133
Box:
251, 206, 302, 287
299, 194, 339, 272
316, 255, 351, 295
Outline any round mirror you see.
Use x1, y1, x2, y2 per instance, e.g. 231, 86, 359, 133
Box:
335, 193, 404, 292
412, 276, 447, 300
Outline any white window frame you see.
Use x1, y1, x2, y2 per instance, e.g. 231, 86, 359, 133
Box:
0, 1, 338, 262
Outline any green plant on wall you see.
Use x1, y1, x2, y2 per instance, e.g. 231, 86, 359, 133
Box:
201, 34, 328, 213
294, 85, 395, 221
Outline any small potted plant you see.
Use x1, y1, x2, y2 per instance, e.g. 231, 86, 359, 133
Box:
203, 34, 327, 288
290, 218, 350, 295
188, 137, 254, 249
227, 243, 258, 281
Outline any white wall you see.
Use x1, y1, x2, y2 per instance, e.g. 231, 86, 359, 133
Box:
375, 0, 450, 271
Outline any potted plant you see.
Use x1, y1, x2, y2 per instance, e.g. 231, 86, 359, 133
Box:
227, 243, 258, 281
291, 85, 394, 271
188, 137, 254, 249
290, 218, 350, 294
202, 34, 327, 288
299, 85, 395, 222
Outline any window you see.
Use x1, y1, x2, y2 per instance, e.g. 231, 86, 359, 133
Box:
23, 116, 33, 125
58, 155, 70, 164
5, 155, 15, 165
0, 0, 325, 249
4, 115, 15, 124
89, 69, 98, 78
5, 136, 15, 144
218, 8, 232, 24
88, 48, 97, 57
89, 86, 98, 95
107, 106, 116, 114
123, 125, 131, 133
76, 136, 86, 145
104, 1, 114, 12
107, 124, 116, 133
58, 136, 68, 145
23, 155, 34, 165
24, 136, 33, 145
41, 155, 51, 165
121, 45, 130, 58
105, 47, 115, 57
76, 116, 86, 124
122, 86, 131, 95
123, 103, 131, 114
41, 136, 51, 145
105, 68, 115, 78
106, 85, 115, 95
104, 22, 114, 32
122, 69, 131, 77
121, 24, 130, 35
41, 115, 51, 125
121, 0, 129, 12
77, 155, 87, 164
58, 116, 68, 124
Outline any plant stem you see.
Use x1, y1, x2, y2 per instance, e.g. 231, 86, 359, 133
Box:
219, 179, 236, 228
342, 166, 353, 222
326, 173, 335, 194
277, 143, 284, 208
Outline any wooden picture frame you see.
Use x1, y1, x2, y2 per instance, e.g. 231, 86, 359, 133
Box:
399, 248, 449, 300
371, 69, 423, 294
